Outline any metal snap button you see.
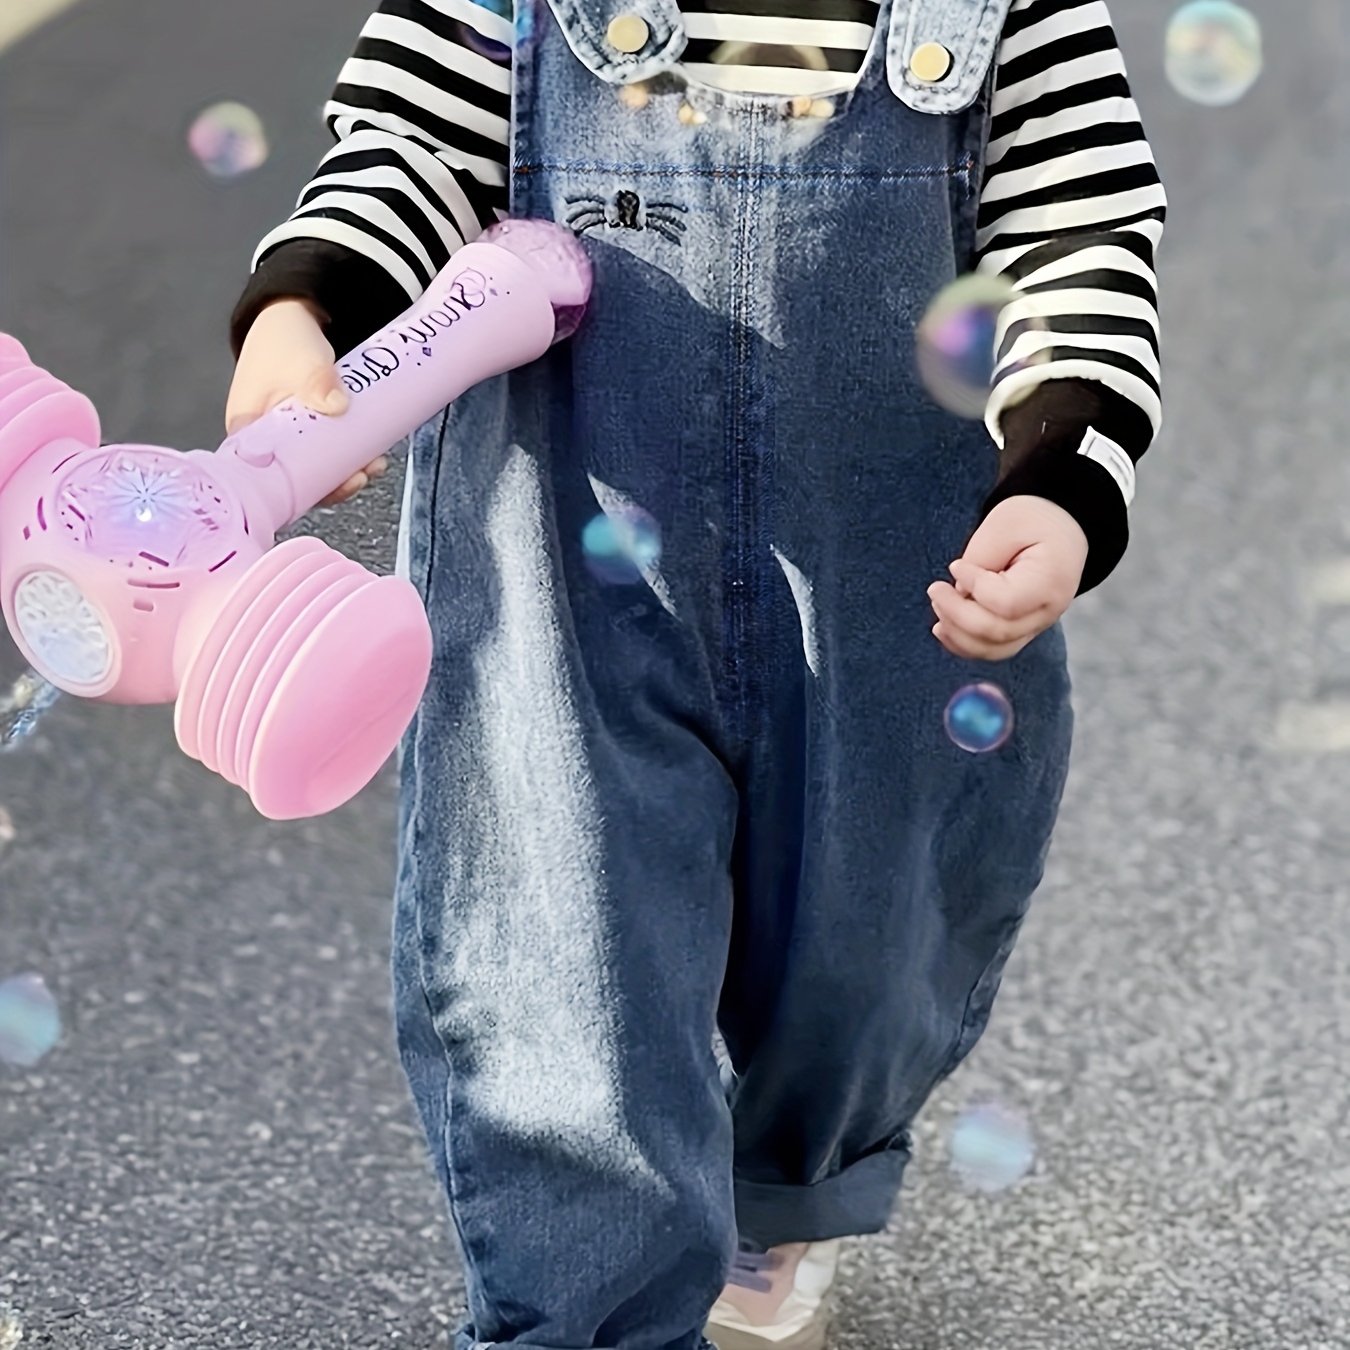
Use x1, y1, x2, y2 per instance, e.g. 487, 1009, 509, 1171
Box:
910, 41, 954, 83
607, 13, 650, 53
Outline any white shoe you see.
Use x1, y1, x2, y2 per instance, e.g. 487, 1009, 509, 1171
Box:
704, 1238, 843, 1350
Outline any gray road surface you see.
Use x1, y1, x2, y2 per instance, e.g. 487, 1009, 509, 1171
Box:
1, 1, 1348, 1347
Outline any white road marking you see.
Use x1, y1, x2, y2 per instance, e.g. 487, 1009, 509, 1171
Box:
1272, 701, 1350, 753
1302, 558, 1350, 609
0, 0, 86, 54
1271, 557, 1350, 749
1263, 553, 1350, 750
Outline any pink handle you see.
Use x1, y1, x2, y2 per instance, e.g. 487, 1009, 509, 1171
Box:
214, 230, 590, 536
0, 219, 592, 819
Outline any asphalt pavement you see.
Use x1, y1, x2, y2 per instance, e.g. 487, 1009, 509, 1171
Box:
1, 1, 1348, 1347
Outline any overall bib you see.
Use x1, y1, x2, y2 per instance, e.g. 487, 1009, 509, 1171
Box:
391, 0, 1074, 1344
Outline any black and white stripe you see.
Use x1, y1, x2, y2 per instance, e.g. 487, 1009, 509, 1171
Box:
253, 0, 512, 297
678, 0, 882, 95
980, 0, 1165, 445
253, 0, 1165, 450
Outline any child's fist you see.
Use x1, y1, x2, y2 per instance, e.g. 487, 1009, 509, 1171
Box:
225, 298, 388, 507
927, 495, 1088, 661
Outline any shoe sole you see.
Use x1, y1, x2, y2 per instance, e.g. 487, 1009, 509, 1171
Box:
704, 1304, 832, 1350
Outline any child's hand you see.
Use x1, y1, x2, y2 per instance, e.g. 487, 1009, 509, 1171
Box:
926, 496, 1088, 661
225, 298, 389, 507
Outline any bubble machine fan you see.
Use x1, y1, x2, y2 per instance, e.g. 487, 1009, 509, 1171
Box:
0, 219, 593, 820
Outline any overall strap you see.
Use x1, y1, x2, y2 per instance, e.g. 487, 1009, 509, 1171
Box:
541, 0, 686, 85
536, 0, 1009, 113
886, 0, 1014, 112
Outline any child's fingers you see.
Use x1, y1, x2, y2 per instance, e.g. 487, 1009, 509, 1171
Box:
319, 471, 369, 506
300, 378, 349, 418
931, 618, 1033, 662
948, 558, 1046, 621
225, 390, 281, 437
314, 458, 385, 508
927, 581, 1048, 646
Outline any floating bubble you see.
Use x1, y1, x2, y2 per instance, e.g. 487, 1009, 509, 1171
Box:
0, 670, 61, 752
917, 274, 1044, 419
0, 972, 61, 1068
1165, 2, 1262, 106
582, 506, 662, 586
452, 0, 520, 61
0, 1302, 22, 1350
951, 1101, 1035, 1192
515, 0, 539, 56
944, 682, 1014, 754
188, 101, 270, 179
710, 41, 829, 71
458, 18, 512, 63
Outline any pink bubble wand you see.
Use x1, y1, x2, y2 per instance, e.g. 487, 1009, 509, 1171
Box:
0, 219, 592, 819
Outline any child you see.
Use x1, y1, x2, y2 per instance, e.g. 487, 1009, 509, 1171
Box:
225, 0, 1164, 1345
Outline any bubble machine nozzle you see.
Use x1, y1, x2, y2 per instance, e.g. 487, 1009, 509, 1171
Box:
0, 218, 593, 820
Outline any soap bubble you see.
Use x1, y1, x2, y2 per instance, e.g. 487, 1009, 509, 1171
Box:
944, 682, 1014, 754
0, 972, 61, 1068
455, 0, 520, 60
710, 41, 829, 72
917, 274, 1043, 419
951, 1101, 1035, 1192
1165, 2, 1262, 106
188, 102, 270, 179
450, 0, 518, 64
515, 0, 539, 56
0, 670, 61, 752
458, 18, 512, 63
582, 506, 662, 586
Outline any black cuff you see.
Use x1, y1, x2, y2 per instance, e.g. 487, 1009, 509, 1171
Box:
981, 442, 1128, 595
976, 379, 1152, 595
228, 238, 412, 362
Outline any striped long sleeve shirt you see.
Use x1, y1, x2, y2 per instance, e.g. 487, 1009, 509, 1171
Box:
230, 0, 1166, 592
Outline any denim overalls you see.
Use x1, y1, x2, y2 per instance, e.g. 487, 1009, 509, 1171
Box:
392, 0, 1074, 1344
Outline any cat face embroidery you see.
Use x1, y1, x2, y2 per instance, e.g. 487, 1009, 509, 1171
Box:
565, 191, 688, 244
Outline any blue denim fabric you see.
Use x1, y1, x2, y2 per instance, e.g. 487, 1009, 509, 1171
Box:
391, 0, 1071, 1345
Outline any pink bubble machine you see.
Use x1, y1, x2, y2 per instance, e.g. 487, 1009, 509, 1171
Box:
0, 219, 592, 820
